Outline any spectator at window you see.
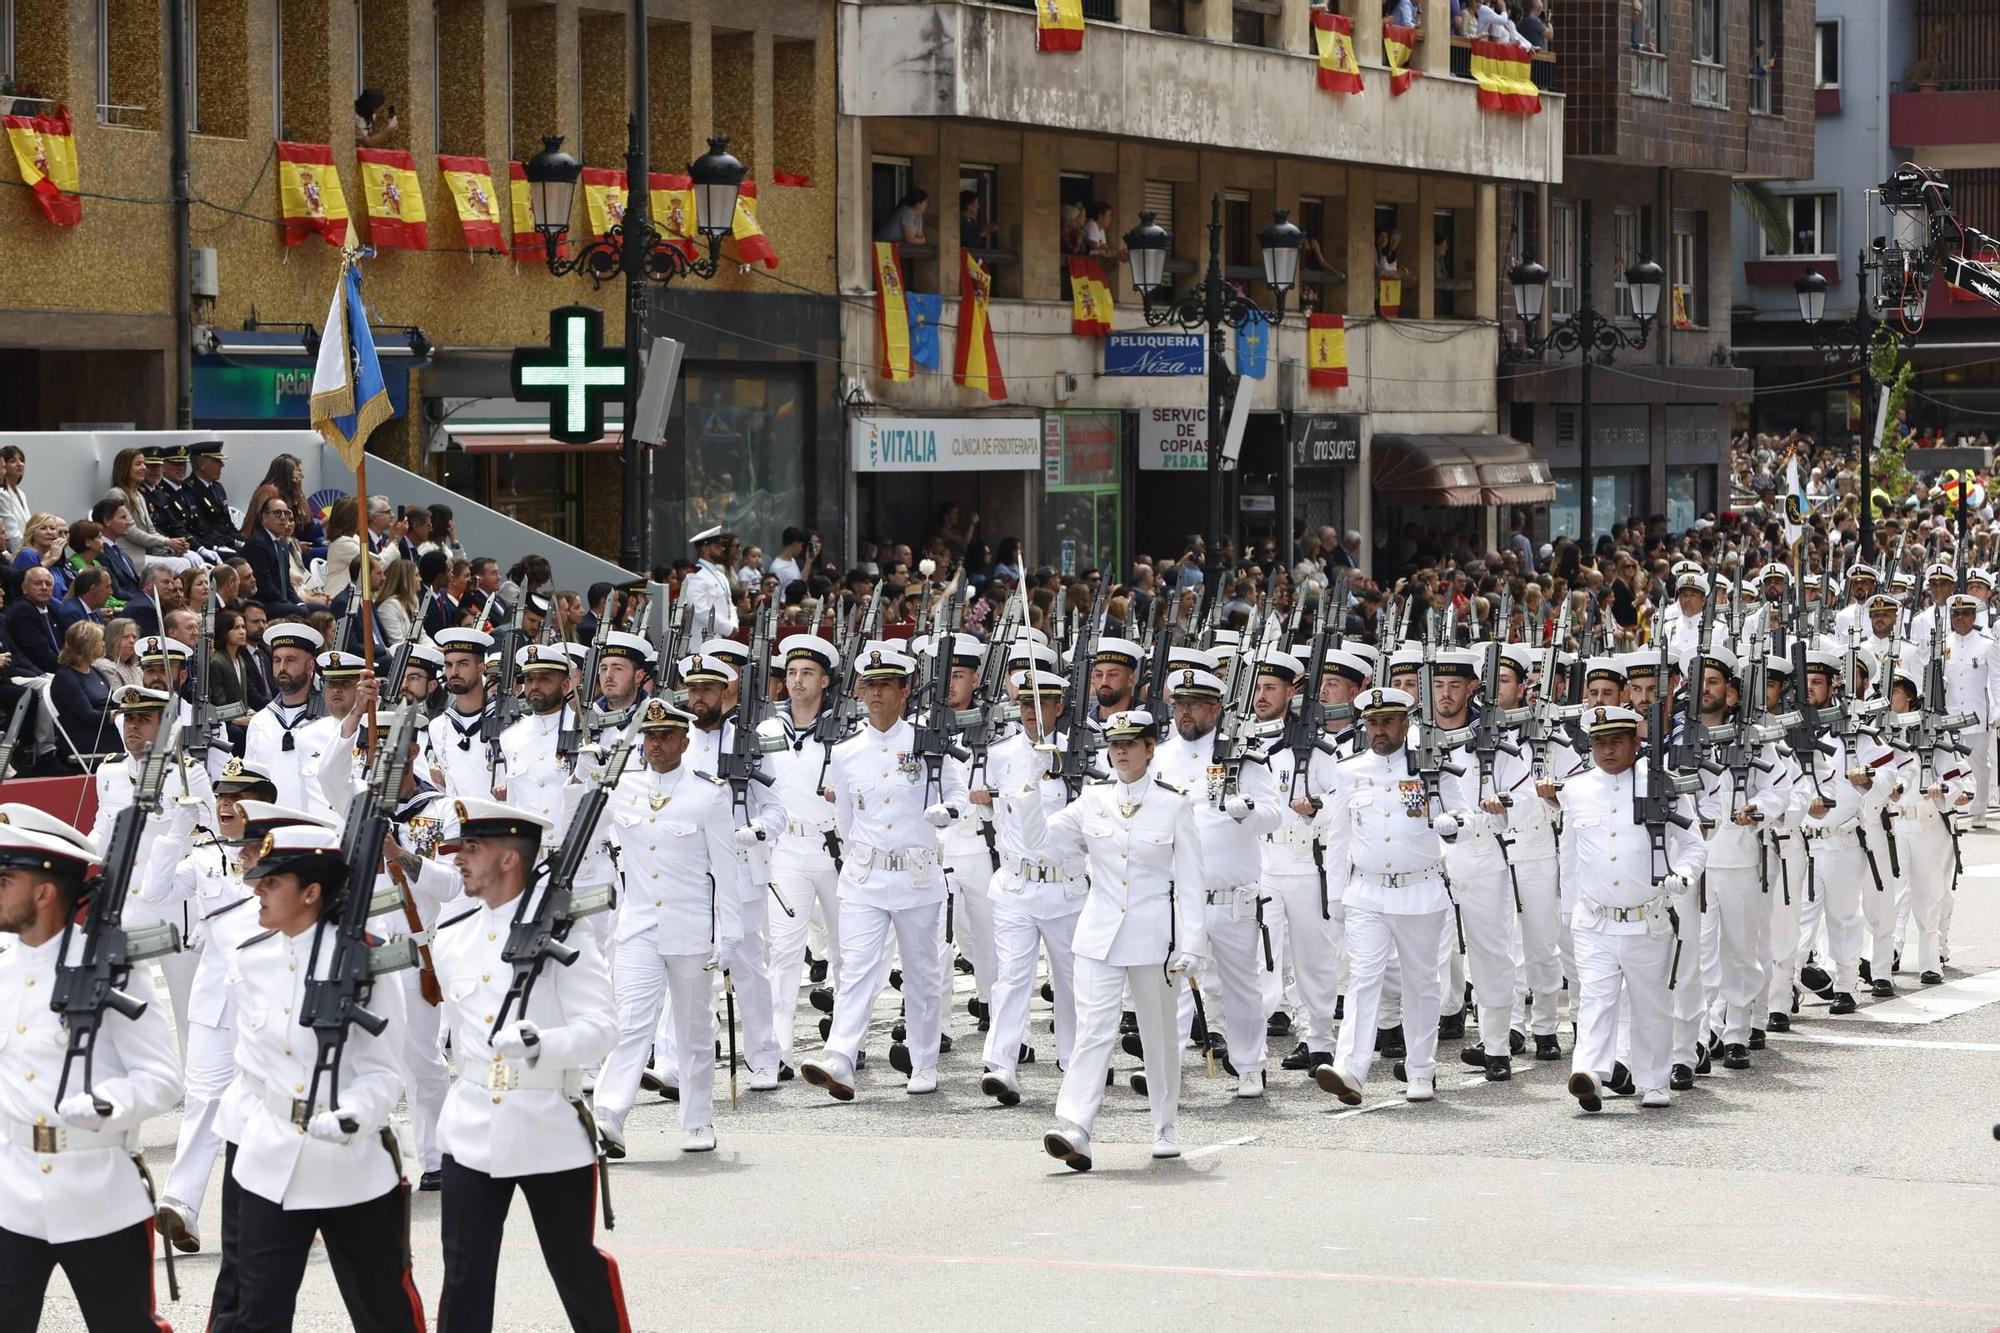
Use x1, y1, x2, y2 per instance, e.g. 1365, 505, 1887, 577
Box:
960, 191, 1000, 252
1060, 203, 1086, 256
875, 189, 930, 245
1629, 0, 1654, 52
355, 89, 399, 148
1477, 0, 1532, 47
1751, 40, 1773, 78
1385, 0, 1419, 26
1517, 0, 1550, 49
932, 503, 979, 556
1083, 201, 1116, 257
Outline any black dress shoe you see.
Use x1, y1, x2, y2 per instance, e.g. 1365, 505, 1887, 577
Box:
1799, 962, 1835, 998
1308, 1050, 1333, 1070
1485, 1055, 1512, 1082
1870, 978, 1895, 998
1606, 1062, 1636, 1096
978, 1015, 990, 1032
1391, 1060, 1409, 1083
1669, 1064, 1695, 1091
808, 954, 828, 984
1437, 1011, 1466, 1041
1379, 1025, 1406, 1059
890, 968, 903, 991
955, 955, 976, 975
1828, 992, 1859, 1015
854, 1050, 867, 1070
1509, 1029, 1527, 1056
1267, 1011, 1292, 1037
1460, 1044, 1490, 1069
419, 1170, 444, 1192
1040, 982, 1054, 1003
1534, 1034, 1561, 1061
1129, 1072, 1149, 1097
939, 1033, 954, 1054
818, 1016, 832, 1041
1858, 958, 1873, 985
1119, 1010, 1138, 1034
890, 1043, 913, 1075
778, 1063, 796, 1082
1121, 1032, 1144, 1059
809, 986, 834, 1014
1019, 1045, 1035, 1065
1747, 1029, 1766, 1051
1694, 1044, 1712, 1076
967, 997, 987, 1020
1281, 1042, 1313, 1070
1920, 970, 1945, 985
891, 1021, 906, 1043
1722, 1044, 1750, 1070
1768, 1010, 1790, 1032
1334, 996, 1345, 1021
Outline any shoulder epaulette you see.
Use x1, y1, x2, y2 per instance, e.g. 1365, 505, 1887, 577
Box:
1155, 780, 1183, 795
1088, 778, 1113, 787
203, 897, 252, 922
1337, 749, 1370, 764
695, 770, 726, 786
435, 909, 482, 934
238, 928, 278, 950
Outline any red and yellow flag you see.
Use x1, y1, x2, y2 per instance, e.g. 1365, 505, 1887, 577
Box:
1036, 0, 1084, 51
1471, 40, 1540, 114
875, 242, 913, 383
2, 106, 80, 226
1068, 256, 1112, 338
1308, 314, 1349, 390
582, 167, 629, 240
507, 160, 562, 261
955, 250, 1007, 400
276, 141, 349, 247
356, 147, 427, 250
772, 170, 812, 188
1377, 276, 1402, 318
1383, 23, 1422, 96
1313, 12, 1363, 95
438, 154, 505, 252
649, 172, 699, 259
731, 181, 779, 269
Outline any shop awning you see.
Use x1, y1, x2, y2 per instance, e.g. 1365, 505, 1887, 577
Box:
1372, 434, 1555, 507
442, 428, 622, 454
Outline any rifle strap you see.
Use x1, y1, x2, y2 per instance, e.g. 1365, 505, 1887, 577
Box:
132, 1153, 178, 1303
570, 1100, 615, 1230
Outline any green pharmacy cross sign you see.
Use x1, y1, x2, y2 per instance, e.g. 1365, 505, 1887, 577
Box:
511, 305, 626, 444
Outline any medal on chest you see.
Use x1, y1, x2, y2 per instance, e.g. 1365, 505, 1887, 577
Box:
650, 791, 671, 812
897, 752, 920, 781
1205, 764, 1225, 804
1118, 797, 1142, 819
1398, 779, 1425, 818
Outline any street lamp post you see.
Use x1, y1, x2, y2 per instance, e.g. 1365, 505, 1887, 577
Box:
1124, 195, 1299, 605
523, 0, 745, 573
1795, 256, 1887, 554
1508, 242, 1664, 548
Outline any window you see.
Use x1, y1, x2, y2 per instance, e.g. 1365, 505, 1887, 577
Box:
96, 0, 159, 127
1764, 193, 1836, 259
1612, 205, 1647, 319
959, 163, 1001, 254
1815, 21, 1839, 88
1299, 195, 1331, 310
872, 156, 916, 243
1549, 201, 1579, 319
1692, 0, 1727, 107
1630, 0, 1660, 54
1434, 209, 1459, 318
0, 0, 12, 81
1748, 0, 1774, 113
1223, 190, 1253, 272
1233, 0, 1277, 48
1150, 0, 1186, 34
1671, 209, 1699, 328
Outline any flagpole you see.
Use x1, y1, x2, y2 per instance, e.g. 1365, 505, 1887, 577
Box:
340, 245, 380, 764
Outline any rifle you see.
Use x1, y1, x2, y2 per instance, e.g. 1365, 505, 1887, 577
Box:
1285, 599, 1339, 919
1468, 637, 1530, 807
812, 581, 880, 855
560, 585, 622, 756
1521, 592, 1573, 780
482, 591, 528, 782
719, 600, 779, 818
1056, 579, 1112, 798
490, 714, 638, 1040
1634, 647, 1699, 983
1408, 609, 1471, 813
300, 704, 424, 1127
1665, 587, 1721, 781
51, 717, 186, 1109
187, 588, 243, 764
1717, 620, 1779, 818
957, 597, 1020, 871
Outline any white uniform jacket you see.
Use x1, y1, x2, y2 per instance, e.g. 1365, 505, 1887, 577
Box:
606, 763, 745, 953
826, 718, 968, 911
1321, 743, 1471, 916
982, 731, 1087, 918
1557, 764, 1710, 932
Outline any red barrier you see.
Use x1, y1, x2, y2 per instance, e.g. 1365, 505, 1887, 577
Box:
4, 775, 98, 834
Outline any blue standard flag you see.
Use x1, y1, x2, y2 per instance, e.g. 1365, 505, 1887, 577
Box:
908, 292, 943, 371
1236, 312, 1269, 380
309, 254, 392, 468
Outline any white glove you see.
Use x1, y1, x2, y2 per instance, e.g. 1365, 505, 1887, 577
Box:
733, 826, 766, 848
1659, 872, 1691, 897
306, 1109, 356, 1144
1432, 812, 1462, 842
492, 1020, 541, 1067
923, 803, 956, 828
166, 799, 201, 841
1166, 951, 1201, 977
1223, 795, 1253, 822
56, 1091, 119, 1133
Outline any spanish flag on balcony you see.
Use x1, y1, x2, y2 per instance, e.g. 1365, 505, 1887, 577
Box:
874, 242, 913, 383
1307, 314, 1349, 390
356, 148, 428, 250
731, 181, 779, 269
2, 105, 80, 226
1383, 23, 1421, 96
1037, 0, 1084, 52
1470, 40, 1540, 113
649, 172, 699, 259
1377, 275, 1402, 318
1313, 12, 1363, 94
1068, 256, 1113, 337
507, 160, 563, 262
955, 250, 1007, 400
582, 167, 629, 241
276, 141, 350, 247
438, 155, 505, 252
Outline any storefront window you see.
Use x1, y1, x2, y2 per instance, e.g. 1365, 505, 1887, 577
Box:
438, 450, 582, 546
1549, 469, 1642, 544
1040, 412, 1123, 575
655, 367, 809, 569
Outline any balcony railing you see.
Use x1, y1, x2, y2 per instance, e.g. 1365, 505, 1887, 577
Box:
1631, 50, 1668, 97
1691, 59, 1728, 107
990, 0, 1120, 20
1447, 39, 1561, 90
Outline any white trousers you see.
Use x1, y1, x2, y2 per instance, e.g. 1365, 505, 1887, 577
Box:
1902, 823, 1955, 974
1510, 857, 1568, 1036
982, 905, 1079, 1075
767, 847, 840, 1064
1811, 843, 1867, 992
398, 970, 449, 1172
1450, 857, 1521, 1056
1970, 735, 1993, 821
1333, 907, 1447, 1091
1670, 879, 1712, 1066
162, 1017, 235, 1213
823, 899, 945, 1068
723, 891, 779, 1075
1264, 872, 1342, 1053
1259, 883, 1290, 1018
940, 850, 998, 1016
1704, 865, 1767, 1046
1862, 831, 1903, 981
1761, 836, 1806, 1019
598, 940, 717, 1132
1205, 907, 1271, 1076
1054, 956, 1180, 1140
1573, 922, 1674, 1093
158, 948, 198, 1057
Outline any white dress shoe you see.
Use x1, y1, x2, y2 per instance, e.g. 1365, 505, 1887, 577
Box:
747, 1066, 780, 1091
1042, 1123, 1092, 1172
156, 1198, 201, 1254
1640, 1087, 1672, 1108
980, 1068, 1022, 1106
683, 1126, 717, 1153
799, 1053, 856, 1101
1151, 1130, 1181, 1160
906, 1067, 939, 1095
1314, 1064, 1363, 1105
595, 1116, 627, 1160
1236, 1070, 1265, 1099
640, 1066, 681, 1101
1404, 1076, 1435, 1102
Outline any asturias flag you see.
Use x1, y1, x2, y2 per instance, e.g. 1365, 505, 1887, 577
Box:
1314, 12, 1364, 95
954, 251, 1007, 400
1307, 313, 1349, 390
309, 256, 392, 469
2, 105, 81, 226
875, 242, 914, 383
731, 182, 779, 269
356, 147, 427, 250
277, 141, 350, 247
1037, 0, 1085, 51
1236, 311, 1269, 380
908, 293, 943, 371
438, 154, 505, 252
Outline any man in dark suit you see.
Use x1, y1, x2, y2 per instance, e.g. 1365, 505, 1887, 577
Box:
54, 568, 110, 633
239, 600, 275, 711
242, 495, 319, 618
6, 566, 64, 675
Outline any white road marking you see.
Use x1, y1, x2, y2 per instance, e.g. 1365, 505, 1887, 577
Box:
1185, 1133, 1259, 1159
1836, 968, 2000, 1024
1769, 1031, 2000, 1053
